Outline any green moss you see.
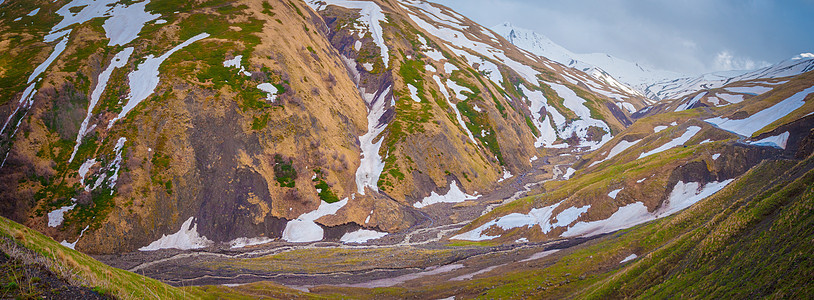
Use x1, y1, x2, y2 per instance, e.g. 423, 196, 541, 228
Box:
273, 154, 297, 188
251, 114, 270, 130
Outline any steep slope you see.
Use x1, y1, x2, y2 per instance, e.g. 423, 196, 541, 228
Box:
0, 0, 641, 253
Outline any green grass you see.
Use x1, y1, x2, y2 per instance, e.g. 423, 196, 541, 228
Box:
0, 217, 190, 299
273, 154, 297, 188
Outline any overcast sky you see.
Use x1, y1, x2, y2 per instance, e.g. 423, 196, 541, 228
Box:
433, 0, 814, 76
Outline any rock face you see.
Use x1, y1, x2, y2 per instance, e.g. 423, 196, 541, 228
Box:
0, 0, 647, 253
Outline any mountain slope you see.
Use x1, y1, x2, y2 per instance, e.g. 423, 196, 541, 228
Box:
0, 0, 645, 253
453, 72, 814, 244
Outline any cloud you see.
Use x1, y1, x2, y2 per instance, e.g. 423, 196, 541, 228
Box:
712, 51, 771, 71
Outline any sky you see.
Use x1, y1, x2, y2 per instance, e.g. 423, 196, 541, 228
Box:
433, 0, 814, 76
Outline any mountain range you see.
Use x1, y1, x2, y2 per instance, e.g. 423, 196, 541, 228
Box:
0, 0, 812, 298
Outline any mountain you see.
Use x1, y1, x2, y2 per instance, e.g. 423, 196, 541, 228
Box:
0, 0, 647, 254
0, 0, 812, 298
492, 22, 681, 99
641, 53, 814, 100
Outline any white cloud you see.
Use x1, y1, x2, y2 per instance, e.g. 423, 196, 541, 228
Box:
713, 51, 770, 71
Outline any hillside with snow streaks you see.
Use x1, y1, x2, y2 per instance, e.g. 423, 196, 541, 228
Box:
306, 0, 390, 67
643, 54, 814, 100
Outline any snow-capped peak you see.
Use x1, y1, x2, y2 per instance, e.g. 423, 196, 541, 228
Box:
491, 22, 682, 95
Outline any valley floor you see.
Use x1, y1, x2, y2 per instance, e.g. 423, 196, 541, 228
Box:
95, 153, 587, 292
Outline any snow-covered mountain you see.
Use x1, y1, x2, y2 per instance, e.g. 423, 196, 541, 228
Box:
491, 22, 681, 98
642, 53, 814, 100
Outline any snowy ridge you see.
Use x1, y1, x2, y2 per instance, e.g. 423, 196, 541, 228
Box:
492, 22, 678, 97
643, 54, 814, 100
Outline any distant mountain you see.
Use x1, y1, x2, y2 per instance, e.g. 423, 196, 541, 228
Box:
491, 22, 681, 98
642, 53, 814, 100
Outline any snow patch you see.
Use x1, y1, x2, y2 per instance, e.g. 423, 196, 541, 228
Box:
413, 181, 479, 208
109, 33, 210, 128
407, 84, 421, 102
340, 229, 388, 244
452, 201, 590, 241
712, 153, 721, 160
355, 86, 392, 194
655, 180, 734, 217
257, 83, 279, 102
608, 188, 622, 199
48, 203, 76, 227
282, 198, 349, 243
653, 125, 668, 133
638, 126, 701, 159
229, 237, 273, 249
706, 86, 814, 137
748, 131, 790, 149
620, 254, 637, 264
70, 47, 133, 163
139, 217, 213, 251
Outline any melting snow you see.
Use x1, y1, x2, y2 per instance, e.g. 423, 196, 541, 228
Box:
497, 169, 513, 182
620, 254, 637, 264
706, 86, 814, 137
414, 181, 479, 208
103, 1, 160, 46
638, 126, 701, 159
29, 37, 69, 83
340, 229, 388, 243
520, 249, 559, 262
712, 153, 721, 160
675, 92, 706, 112
109, 32, 210, 128
27, 8, 40, 16
355, 86, 391, 194
520, 86, 560, 148
48, 203, 76, 227
139, 217, 213, 251
748, 132, 790, 149
725, 86, 773, 95
78, 158, 97, 187
716, 93, 744, 104
544, 81, 612, 150
307, 0, 389, 67
282, 198, 349, 243
592, 138, 640, 166
653, 125, 668, 133
562, 202, 653, 237
408, 84, 421, 102
563, 167, 576, 179
60, 226, 89, 250
257, 83, 279, 102
106, 137, 127, 193
655, 180, 734, 217
608, 188, 622, 199
452, 201, 590, 241
228, 237, 273, 249
70, 47, 134, 163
